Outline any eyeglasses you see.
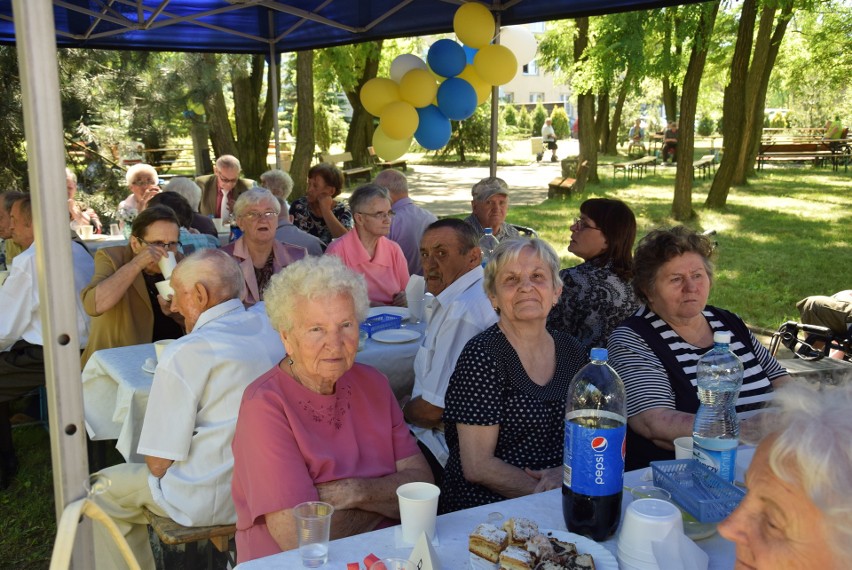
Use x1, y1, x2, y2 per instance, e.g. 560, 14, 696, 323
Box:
131, 179, 156, 186
138, 238, 180, 250
573, 217, 602, 232
241, 211, 278, 221
217, 174, 239, 184
358, 210, 395, 220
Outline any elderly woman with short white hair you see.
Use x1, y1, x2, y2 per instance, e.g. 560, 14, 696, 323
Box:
221, 188, 307, 308
259, 169, 294, 217
119, 163, 160, 212
231, 255, 432, 563
719, 382, 852, 569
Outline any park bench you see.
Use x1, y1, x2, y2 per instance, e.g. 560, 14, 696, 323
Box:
756, 139, 850, 172
612, 155, 657, 181
692, 154, 717, 180
144, 507, 236, 570
367, 146, 407, 171
145, 148, 182, 174
319, 151, 373, 184
548, 160, 589, 199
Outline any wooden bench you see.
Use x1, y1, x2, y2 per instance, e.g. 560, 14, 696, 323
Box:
143, 508, 235, 570
692, 154, 717, 180
367, 146, 407, 171
319, 152, 373, 184
612, 155, 657, 181
548, 160, 589, 199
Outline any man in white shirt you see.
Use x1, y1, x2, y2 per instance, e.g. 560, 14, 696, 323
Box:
541, 117, 558, 162
0, 195, 93, 489
402, 219, 498, 483
375, 169, 437, 276
92, 249, 284, 569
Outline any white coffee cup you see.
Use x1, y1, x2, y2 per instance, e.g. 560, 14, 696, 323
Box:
396, 481, 440, 545
155, 279, 175, 300
157, 251, 177, 279
617, 498, 683, 567
673, 436, 693, 460
153, 339, 174, 360
76, 225, 94, 240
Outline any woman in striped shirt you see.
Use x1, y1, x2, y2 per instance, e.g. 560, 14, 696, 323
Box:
607, 227, 791, 470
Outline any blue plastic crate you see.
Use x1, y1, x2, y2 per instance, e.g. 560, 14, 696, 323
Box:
651, 459, 745, 523
359, 314, 403, 338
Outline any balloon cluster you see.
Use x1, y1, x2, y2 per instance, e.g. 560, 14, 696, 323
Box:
360, 2, 538, 161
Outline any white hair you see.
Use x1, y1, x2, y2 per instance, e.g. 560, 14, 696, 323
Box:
260, 169, 294, 201
233, 187, 281, 218
165, 176, 202, 212
483, 238, 561, 299
216, 154, 241, 172
125, 163, 158, 187
173, 249, 244, 301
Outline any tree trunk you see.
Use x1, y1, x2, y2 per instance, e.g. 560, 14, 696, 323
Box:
734, 2, 794, 183
672, 1, 720, 221
574, 17, 599, 183
201, 54, 237, 160
341, 41, 382, 167
290, 50, 315, 201
595, 91, 610, 153
662, 79, 678, 123
705, 0, 758, 208
190, 120, 212, 176
606, 73, 631, 155
232, 54, 277, 179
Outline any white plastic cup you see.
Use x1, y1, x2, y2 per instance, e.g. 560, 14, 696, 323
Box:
293, 501, 334, 568
76, 225, 94, 239
408, 295, 426, 324
396, 481, 440, 545
212, 217, 225, 232
155, 279, 174, 300
673, 436, 693, 460
109, 223, 121, 236
153, 339, 174, 361
617, 498, 683, 565
157, 251, 177, 278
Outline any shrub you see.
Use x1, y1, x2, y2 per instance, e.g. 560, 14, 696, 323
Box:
518, 106, 531, 132
503, 104, 518, 127
697, 114, 714, 137
551, 106, 570, 139
532, 103, 548, 137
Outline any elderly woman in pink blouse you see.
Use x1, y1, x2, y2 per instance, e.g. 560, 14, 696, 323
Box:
326, 184, 409, 306
231, 255, 431, 563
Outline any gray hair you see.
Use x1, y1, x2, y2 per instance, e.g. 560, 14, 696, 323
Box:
173, 249, 245, 302
165, 176, 202, 212
65, 168, 77, 183
483, 238, 562, 299
264, 255, 369, 334
233, 187, 281, 218
125, 163, 158, 187
758, 383, 852, 561
349, 184, 390, 216
260, 169, 294, 202
216, 154, 241, 172
2, 191, 25, 213
373, 169, 408, 197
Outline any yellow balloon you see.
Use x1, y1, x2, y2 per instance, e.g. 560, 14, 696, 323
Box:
399, 69, 438, 108
380, 101, 419, 140
360, 78, 400, 117
453, 3, 495, 49
373, 126, 411, 162
459, 65, 491, 105
473, 44, 518, 86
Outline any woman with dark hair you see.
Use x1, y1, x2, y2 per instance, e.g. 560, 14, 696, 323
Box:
289, 163, 353, 246
607, 226, 791, 470
547, 198, 639, 351
81, 205, 185, 364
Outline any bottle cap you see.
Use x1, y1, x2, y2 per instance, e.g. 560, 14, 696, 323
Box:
590, 347, 608, 361
483, 228, 493, 234
713, 331, 732, 344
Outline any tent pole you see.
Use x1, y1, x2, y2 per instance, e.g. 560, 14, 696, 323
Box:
269, 12, 281, 170
489, 12, 502, 178
12, 0, 94, 567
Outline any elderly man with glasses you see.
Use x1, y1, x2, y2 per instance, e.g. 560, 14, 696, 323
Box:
196, 155, 254, 219
81, 205, 185, 365
464, 177, 520, 242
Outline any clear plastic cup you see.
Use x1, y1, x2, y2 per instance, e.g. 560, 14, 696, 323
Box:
293, 501, 334, 568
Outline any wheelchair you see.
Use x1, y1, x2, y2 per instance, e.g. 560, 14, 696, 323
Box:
769, 321, 852, 362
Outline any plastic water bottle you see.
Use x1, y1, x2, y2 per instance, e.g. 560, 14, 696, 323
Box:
478, 228, 499, 267
692, 331, 743, 483
563, 348, 627, 541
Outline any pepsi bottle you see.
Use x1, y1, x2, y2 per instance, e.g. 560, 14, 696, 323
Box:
562, 348, 627, 541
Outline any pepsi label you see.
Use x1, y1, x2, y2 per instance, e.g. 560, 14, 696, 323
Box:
563, 410, 626, 496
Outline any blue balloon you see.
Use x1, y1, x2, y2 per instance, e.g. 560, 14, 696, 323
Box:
463, 45, 478, 65
427, 39, 467, 78
415, 106, 452, 150
437, 78, 477, 121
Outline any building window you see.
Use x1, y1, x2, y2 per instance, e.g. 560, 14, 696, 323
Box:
529, 92, 545, 103
522, 59, 538, 76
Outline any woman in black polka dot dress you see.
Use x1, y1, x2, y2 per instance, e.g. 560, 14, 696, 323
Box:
439, 238, 587, 514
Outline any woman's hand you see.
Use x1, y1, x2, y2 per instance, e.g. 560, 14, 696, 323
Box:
391, 291, 407, 307
524, 466, 562, 493
138, 186, 161, 210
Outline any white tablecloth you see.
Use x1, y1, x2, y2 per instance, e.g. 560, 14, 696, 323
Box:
81, 235, 128, 251
235, 468, 737, 569
82, 320, 425, 462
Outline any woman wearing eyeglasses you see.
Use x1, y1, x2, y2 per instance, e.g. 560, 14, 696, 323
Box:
547, 198, 639, 352
81, 205, 185, 365
119, 163, 161, 213
326, 184, 409, 307
221, 188, 307, 308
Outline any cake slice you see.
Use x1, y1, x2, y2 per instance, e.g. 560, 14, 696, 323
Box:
503, 517, 539, 547
499, 545, 533, 570
469, 523, 509, 563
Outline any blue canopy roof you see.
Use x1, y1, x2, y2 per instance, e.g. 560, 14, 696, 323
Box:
0, 0, 700, 53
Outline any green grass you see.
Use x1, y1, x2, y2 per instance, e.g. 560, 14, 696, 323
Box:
507, 165, 851, 331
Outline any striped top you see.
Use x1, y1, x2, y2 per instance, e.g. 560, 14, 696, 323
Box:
608, 305, 787, 421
